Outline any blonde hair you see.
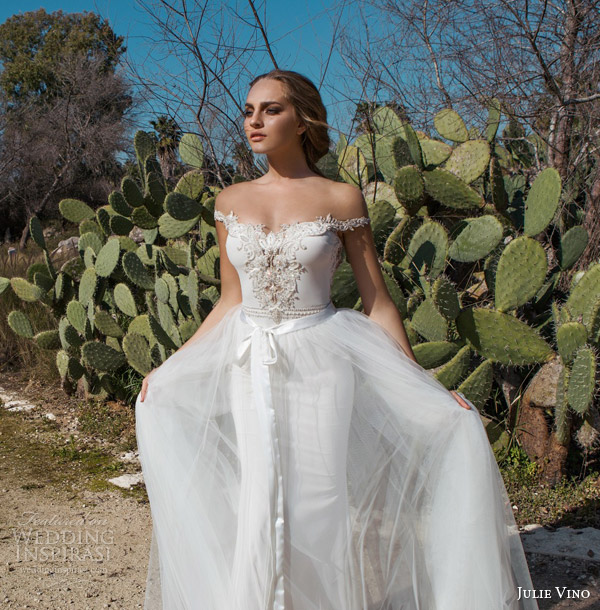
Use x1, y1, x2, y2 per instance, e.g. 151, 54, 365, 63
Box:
248, 70, 332, 177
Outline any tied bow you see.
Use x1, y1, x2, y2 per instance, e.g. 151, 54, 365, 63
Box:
236, 324, 279, 366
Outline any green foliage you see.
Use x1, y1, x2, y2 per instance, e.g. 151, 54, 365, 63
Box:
1, 129, 220, 401
2, 104, 598, 469
0, 8, 126, 100
335, 106, 598, 460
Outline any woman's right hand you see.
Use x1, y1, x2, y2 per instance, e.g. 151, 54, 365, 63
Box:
140, 368, 159, 403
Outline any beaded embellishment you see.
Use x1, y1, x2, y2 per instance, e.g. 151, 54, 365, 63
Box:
214, 210, 370, 323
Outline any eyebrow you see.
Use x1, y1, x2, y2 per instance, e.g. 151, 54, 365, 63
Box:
244, 100, 282, 108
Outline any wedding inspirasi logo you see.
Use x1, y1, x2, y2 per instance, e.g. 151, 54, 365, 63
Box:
11, 511, 114, 563
518, 587, 591, 600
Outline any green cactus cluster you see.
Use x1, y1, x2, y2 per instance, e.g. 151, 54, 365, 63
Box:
2, 103, 599, 464
3, 130, 222, 400
323, 103, 598, 455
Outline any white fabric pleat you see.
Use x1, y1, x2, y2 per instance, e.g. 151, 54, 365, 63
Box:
135, 303, 539, 610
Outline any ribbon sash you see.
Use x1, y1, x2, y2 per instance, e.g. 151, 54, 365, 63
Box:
236, 302, 337, 609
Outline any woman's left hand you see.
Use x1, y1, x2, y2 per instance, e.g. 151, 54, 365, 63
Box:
450, 390, 471, 410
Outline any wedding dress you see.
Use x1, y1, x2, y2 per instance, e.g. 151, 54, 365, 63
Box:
135, 208, 539, 610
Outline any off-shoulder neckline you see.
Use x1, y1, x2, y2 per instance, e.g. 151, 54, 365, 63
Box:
214, 209, 370, 237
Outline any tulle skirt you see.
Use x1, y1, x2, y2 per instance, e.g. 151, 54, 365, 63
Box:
135, 302, 539, 610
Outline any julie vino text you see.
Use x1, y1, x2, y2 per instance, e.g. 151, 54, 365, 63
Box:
518, 587, 591, 600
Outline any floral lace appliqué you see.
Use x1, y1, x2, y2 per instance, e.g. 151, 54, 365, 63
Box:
214, 209, 370, 323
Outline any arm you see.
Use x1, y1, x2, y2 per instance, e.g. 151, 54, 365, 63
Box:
340, 186, 472, 410
339, 186, 418, 363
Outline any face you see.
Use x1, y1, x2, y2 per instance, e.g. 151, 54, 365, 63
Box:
244, 79, 306, 152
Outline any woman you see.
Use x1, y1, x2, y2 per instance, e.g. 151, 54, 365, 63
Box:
136, 69, 539, 609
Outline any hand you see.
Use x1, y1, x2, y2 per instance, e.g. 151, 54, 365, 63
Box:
450, 390, 471, 410
140, 368, 159, 403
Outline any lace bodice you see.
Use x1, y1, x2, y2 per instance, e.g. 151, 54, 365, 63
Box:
214, 210, 371, 324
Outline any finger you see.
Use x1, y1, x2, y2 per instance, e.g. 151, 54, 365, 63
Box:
458, 396, 471, 409
451, 391, 471, 410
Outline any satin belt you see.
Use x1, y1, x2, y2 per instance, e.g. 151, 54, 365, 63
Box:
235, 301, 337, 610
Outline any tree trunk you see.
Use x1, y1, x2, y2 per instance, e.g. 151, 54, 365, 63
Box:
18, 167, 67, 250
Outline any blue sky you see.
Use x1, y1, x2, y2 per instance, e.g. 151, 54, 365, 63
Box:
0, 1, 360, 138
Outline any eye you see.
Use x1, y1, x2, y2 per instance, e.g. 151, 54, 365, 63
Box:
243, 108, 279, 117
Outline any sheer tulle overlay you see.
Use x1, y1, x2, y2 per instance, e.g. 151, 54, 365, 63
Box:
135, 301, 538, 610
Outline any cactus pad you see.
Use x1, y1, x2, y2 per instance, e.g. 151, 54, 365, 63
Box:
432, 276, 461, 319
523, 168, 561, 236
448, 216, 503, 263
406, 221, 448, 277
412, 341, 459, 369
566, 262, 600, 321
94, 310, 125, 338
434, 345, 471, 389
495, 236, 547, 311
457, 359, 494, 411
29, 216, 46, 250
59, 198, 96, 223
567, 346, 597, 414
434, 109, 468, 143
175, 170, 205, 199
95, 238, 121, 277
411, 299, 448, 341
165, 192, 202, 221
444, 140, 490, 184
122, 252, 155, 290
123, 332, 152, 376
134, 130, 156, 162
82, 341, 127, 372
456, 307, 554, 365
34, 330, 61, 349
420, 139, 452, 167
8, 310, 34, 338
10, 277, 45, 302
558, 226, 588, 270
557, 322, 588, 363
179, 133, 204, 169
394, 166, 425, 215
422, 168, 483, 210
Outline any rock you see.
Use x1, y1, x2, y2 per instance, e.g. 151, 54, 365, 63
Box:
52, 236, 79, 257
129, 227, 145, 244
521, 524, 600, 562
108, 473, 144, 489
118, 451, 140, 465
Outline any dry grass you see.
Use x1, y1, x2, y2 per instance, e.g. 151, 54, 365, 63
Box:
0, 220, 76, 381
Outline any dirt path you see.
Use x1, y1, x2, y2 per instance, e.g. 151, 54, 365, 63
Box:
0, 371, 598, 609
0, 371, 152, 608
1, 486, 151, 608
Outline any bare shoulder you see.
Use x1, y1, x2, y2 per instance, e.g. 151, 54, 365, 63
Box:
329, 182, 369, 219
214, 183, 247, 214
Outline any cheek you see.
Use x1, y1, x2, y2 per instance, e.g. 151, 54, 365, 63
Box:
268, 114, 297, 133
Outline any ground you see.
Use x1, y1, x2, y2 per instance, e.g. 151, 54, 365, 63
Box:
0, 370, 598, 609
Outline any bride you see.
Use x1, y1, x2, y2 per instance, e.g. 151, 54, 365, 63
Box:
135, 69, 539, 609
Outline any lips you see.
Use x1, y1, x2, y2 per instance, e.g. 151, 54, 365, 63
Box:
250, 133, 266, 140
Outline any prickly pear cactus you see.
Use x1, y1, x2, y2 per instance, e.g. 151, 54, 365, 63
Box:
332, 104, 596, 459
2, 109, 598, 470
1, 130, 218, 400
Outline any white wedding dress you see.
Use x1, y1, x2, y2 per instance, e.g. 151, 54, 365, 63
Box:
135, 209, 539, 610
